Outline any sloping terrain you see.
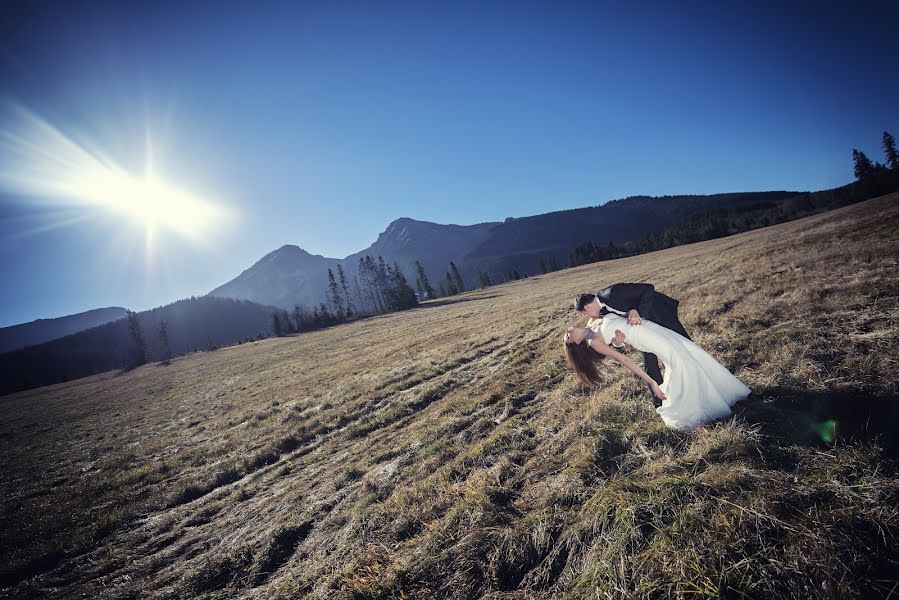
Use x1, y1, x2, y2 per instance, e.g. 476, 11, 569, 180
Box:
2, 193, 898, 599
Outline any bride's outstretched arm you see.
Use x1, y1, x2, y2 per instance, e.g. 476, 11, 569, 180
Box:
587, 334, 667, 401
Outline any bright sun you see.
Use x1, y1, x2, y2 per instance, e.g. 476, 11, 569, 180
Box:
0, 103, 229, 250
67, 166, 220, 237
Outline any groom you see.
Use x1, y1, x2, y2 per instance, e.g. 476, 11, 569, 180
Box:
575, 283, 690, 407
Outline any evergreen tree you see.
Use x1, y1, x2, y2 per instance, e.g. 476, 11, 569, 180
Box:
376, 256, 391, 308
271, 312, 284, 336
883, 131, 898, 170
353, 275, 366, 315
449, 261, 465, 292
327, 268, 345, 320
439, 282, 447, 297
548, 256, 559, 271
853, 148, 875, 179
478, 270, 492, 287
294, 304, 306, 332
445, 272, 458, 295
391, 262, 418, 309
414, 260, 436, 300
319, 303, 333, 325
157, 320, 171, 363
360, 256, 382, 312
539, 257, 548, 274
336, 264, 354, 318
126, 310, 147, 367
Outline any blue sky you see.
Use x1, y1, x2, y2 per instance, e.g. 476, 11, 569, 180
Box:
1, 0, 897, 326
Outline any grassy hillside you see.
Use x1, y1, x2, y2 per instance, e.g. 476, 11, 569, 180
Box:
2, 194, 898, 599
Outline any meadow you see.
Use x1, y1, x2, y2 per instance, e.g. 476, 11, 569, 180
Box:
2, 193, 898, 599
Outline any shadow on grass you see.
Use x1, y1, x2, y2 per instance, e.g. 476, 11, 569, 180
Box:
735, 385, 899, 458
415, 294, 502, 309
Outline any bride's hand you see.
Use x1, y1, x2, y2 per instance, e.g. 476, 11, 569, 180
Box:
651, 382, 666, 402
611, 329, 626, 347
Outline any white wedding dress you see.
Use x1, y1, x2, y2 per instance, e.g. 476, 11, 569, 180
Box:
593, 314, 751, 431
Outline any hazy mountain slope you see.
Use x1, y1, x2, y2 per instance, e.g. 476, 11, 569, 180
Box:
208, 245, 340, 308
208, 191, 798, 309
0, 307, 128, 353
343, 217, 499, 285
2, 193, 897, 598
0, 296, 278, 395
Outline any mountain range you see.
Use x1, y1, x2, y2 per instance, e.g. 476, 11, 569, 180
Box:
209, 190, 799, 310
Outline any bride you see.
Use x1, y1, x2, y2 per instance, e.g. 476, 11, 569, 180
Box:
563, 313, 751, 430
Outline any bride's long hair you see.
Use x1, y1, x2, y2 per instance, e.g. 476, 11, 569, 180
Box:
563, 339, 607, 385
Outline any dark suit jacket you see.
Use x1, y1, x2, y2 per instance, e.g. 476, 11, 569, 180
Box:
596, 283, 685, 336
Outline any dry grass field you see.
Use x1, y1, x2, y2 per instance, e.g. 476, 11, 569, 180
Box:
2, 193, 898, 599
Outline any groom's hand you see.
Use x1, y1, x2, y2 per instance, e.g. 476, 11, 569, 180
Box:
627, 309, 644, 325
611, 329, 626, 348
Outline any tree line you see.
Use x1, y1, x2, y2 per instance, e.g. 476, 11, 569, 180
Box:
566, 130, 899, 268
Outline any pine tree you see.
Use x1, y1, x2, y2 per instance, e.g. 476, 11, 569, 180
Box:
319, 303, 332, 325
548, 256, 559, 271
271, 312, 284, 336
479, 270, 492, 287
376, 256, 391, 309
391, 262, 418, 309
157, 320, 171, 363
883, 131, 898, 170
336, 264, 354, 318
439, 282, 447, 297
445, 272, 458, 295
294, 304, 306, 332
353, 275, 366, 315
327, 268, 345, 320
360, 256, 382, 312
853, 148, 875, 179
126, 310, 147, 367
449, 261, 465, 292
414, 260, 436, 300
539, 257, 548, 274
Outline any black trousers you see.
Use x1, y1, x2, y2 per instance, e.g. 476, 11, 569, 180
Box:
642, 317, 691, 407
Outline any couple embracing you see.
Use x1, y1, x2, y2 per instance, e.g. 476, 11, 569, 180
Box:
563, 283, 750, 431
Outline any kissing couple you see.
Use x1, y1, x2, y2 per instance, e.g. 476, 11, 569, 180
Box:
564, 282, 751, 431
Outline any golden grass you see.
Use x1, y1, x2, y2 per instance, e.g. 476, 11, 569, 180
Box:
2, 193, 898, 598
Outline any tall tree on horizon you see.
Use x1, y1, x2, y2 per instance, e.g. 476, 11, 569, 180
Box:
376, 256, 391, 309
449, 261, 465, 293
271, 312, 284, 337
359, 256, 382, 312
853, 148, 876, 179
444, 272, 459, 296
414, 260, 436, 300
157, 320, 171, 364
385, 262, 418, 310
336, 264, 354, 318
126, 310, 147, 367
327, 268, 345, 321
883, 131, 898, 170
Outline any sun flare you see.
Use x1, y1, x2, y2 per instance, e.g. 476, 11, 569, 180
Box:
66, 166, 221, 236
0, 102, 231, 249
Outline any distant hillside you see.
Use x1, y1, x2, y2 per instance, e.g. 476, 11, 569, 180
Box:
0, 307, 128, 353
455, 191, 799, 280
343, 218, 499, 292
209, 245, 340, 309
0, 296, 278, 396
208, 191, 799, 310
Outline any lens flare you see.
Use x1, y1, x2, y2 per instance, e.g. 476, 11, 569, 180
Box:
0, 102, 231, 254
